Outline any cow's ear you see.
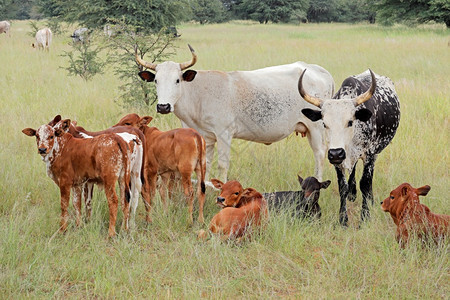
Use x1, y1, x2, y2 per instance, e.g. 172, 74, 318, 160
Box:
321, 180, 331, 189
55, 128, 65, 137
22, 128, 36, 137
182, 70, 197, 82
140, 116, 153, 126
48, 115, 61, 126
302, 109, 322, 122
416, 185, 431, 196
211, 178, 223, 189
355, 108, 372, 122
401, 185, 410, 198
138, 71, 155, 82
297, 175, 304, 185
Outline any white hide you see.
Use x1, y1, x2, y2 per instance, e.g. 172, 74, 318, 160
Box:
152, 60, 335, 181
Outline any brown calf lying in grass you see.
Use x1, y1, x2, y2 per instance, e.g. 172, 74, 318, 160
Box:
199, 179, 268, 242
115, 113, 206, 224
381, 183, 449, 248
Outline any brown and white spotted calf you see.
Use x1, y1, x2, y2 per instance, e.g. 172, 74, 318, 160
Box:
67, 119, 150, 225
23, 119, 131, 237
115, 113, 206, 224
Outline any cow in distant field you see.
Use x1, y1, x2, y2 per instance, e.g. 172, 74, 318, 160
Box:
0, 21, 10, 37
32, 27, 52, 51
23, 118, 132, 237
263, 175, 331, 220
381, 183, 449, 248
299, 69, 400, 226
198, 179, 268, 241
71, 27, 88, 43
66, 119, 150, 226
135, 44, 335, 182
115, 113, 207, 224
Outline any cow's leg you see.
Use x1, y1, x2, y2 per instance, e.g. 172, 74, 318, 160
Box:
141, 167, 154, 223
118, 175, 130, 233
104, 183, 119, 237
129, 171, 142, 229
334, 165, 348, 226
195, 168, 205, 224
360, 155, 376, 222
306, 126, 325, 181
83, 182, 94, 222
159, 173, 171, 212
204, 137, 216, 180
180, 170, 195, 225
167, 172, 177, 200
59, 185, 71, 233
216, 133, 232, 182
72, 185, 82, 227
347, 165, 357, 202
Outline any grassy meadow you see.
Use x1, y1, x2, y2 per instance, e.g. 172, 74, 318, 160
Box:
0, 20, 449, 298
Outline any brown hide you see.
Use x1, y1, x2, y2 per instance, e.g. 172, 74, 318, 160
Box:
115, 113, 206, 224
381, 183, 449, 248
23, 119, 131, 237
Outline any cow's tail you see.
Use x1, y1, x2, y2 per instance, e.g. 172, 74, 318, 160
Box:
114, 135, 131, 203
196, 133, 206, 194
45, 29, 50, 48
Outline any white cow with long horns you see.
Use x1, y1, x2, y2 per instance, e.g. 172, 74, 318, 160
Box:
136, 45, 335, 181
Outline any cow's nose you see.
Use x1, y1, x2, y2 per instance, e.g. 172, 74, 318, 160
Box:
328, 148, 346, 164
38, 147, 47, 154
157, 104, 171, 114
217, 197, 225, 203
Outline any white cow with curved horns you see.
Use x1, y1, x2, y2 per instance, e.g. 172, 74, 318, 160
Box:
136, 45, 335, 181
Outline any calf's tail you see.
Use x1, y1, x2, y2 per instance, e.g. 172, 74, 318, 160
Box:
114, 136, 131, 203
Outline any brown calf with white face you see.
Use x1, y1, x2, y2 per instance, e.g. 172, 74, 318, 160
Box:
67, 119, 150, 225
23, 119, 131, 237
201, 179, 268, 241
381, 183, 449, 248
115, 113, 206, 224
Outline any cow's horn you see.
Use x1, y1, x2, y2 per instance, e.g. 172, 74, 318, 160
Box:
298, 69, 323, 108
135, 50, 157, 71
354, 69, 377, 106
179, 44, 197, 71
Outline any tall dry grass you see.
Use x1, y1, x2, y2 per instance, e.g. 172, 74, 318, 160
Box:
0, 20, 448, 298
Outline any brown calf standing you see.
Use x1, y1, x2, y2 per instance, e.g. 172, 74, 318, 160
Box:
67, 119, 151, 225
115, 113, 206, 224
381, 183, 449, 248
199, 179, 268, 241
23, 119, 131, 237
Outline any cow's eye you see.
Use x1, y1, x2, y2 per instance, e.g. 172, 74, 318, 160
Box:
176, 79, 180, 84
125, 122, 131, 125
348, 120, 353, 127
154, 79, 158, 84
390, 196, 394, 199
49, 135, 54, 139
234, 192, 239, 195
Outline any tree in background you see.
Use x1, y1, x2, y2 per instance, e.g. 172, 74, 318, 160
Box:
375, 0, 450, 27
236, 0, 309, 24
190, 0, 227, 24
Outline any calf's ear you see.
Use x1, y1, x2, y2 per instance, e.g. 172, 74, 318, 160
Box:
140, 116, 153, 126
183, 70, 197, 82
320, 180, 331, 189
302, 109, 322, 122
22, 128, 36, 137
55, 128, 65, 137
355, 108, 372, 122
211, 178, 223, 189
48, 115, 61, 126
297, 174, 304, 185
401, 185, 410, 198
60, 119, 71, 131
416, 185, 431, 196
138, 71, 155, 82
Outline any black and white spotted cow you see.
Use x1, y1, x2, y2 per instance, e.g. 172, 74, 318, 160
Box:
299, 69, 400, 226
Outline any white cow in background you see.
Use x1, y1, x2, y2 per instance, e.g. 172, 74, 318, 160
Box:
136, 45, 335, 181
0, 21, 10, 37
32, 28, 52, 51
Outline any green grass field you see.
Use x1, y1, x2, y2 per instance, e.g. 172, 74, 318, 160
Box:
0, 20, 449, 298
